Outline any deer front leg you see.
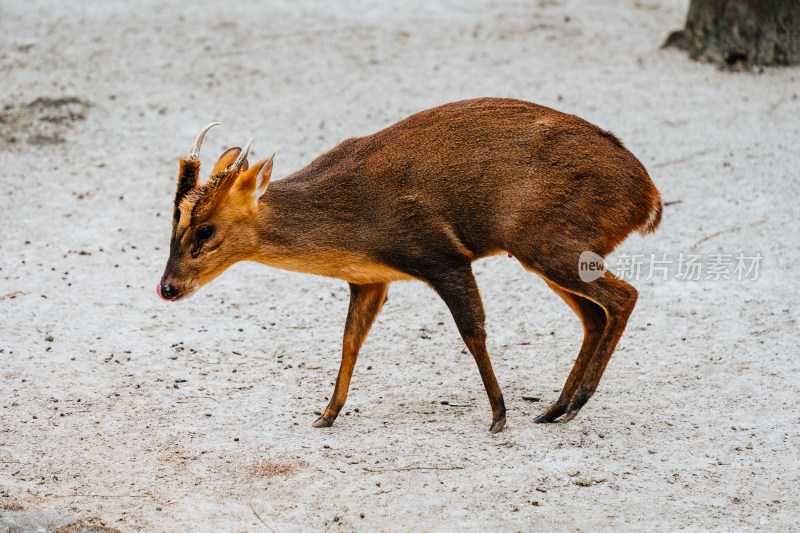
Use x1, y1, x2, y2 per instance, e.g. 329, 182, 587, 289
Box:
313, 282, 388, 428
427, 266, 506, 433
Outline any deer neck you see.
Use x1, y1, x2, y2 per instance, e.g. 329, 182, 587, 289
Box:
247, 174, 413, 284
248, 176, 348, 275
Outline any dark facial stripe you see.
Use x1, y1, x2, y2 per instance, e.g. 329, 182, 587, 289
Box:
175, 157, 201, 209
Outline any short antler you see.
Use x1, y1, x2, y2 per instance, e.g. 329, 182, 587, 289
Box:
176, 122, 221, 209
188, 122, 222, 160
228, 138, 253, 172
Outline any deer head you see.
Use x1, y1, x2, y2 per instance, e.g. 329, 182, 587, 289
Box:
158, 123, 274, 301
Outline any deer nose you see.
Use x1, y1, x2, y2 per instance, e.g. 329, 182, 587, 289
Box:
158, 281, 180, 301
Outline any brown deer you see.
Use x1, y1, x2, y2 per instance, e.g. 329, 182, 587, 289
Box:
158, 98, 661, 433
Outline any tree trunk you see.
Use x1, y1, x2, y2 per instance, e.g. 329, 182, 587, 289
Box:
664, 0, 800, 68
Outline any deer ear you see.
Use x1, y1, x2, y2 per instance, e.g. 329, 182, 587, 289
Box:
235, 154, 275, 205
212, 147, 249, 175
254, 154, 274, 199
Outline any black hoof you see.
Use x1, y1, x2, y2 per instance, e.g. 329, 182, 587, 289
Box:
535, 411, 563, 423
536, 400, 570, 423
312, 416, 336, 428
535, 413, 562, 423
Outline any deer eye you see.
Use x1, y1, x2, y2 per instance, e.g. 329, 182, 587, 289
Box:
197, 225, 214, 241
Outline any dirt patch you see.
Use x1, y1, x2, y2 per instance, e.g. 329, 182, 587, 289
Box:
249, 459, 315, 478
0, 96, 89, 147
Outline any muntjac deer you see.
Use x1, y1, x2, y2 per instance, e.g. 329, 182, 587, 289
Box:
159, 98, 661, 433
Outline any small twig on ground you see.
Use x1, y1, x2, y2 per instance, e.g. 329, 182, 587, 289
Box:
249, 500, 278, 533
652, 148, 715, 169
181, 395, 220, 402
692, 218, 767, 249
52, 494, 150, 498
662, 200, 683, 207
692, 225, 741, 248
768, 97, 789, 115
363, 466, 464, 472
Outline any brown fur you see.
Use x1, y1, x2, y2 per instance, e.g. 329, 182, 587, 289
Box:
160, 98, 662, 432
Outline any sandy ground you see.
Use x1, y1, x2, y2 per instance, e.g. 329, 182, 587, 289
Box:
1, 0, 799, 531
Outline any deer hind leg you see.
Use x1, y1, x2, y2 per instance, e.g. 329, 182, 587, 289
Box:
535, 281, 606, 423
561, 275, 637, 421
426, 266, 506, 433
313, 282, 388, 428
516, 254, 637, 423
